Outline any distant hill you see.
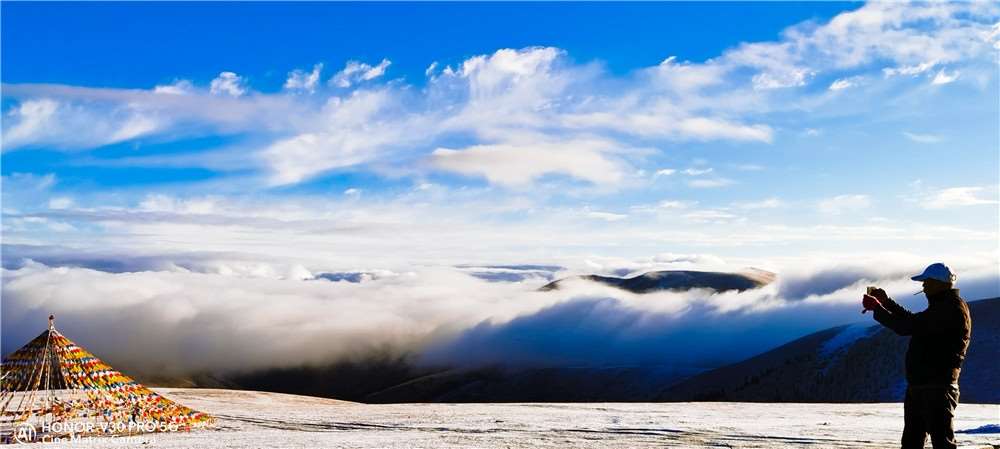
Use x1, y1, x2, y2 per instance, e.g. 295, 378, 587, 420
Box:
657, 297, 999, 403
144, 297, 998, 404
364, 364, 699, 403
539, 268, 775, 293
280, 297, 998, 403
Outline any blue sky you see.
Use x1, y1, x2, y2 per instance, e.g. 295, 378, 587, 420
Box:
2, 2, 857, 192
2, 1, 999, 373
3, 1, 997, 268
3, 3, 854, 86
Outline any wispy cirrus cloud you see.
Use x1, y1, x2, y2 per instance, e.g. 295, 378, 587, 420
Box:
818, 194, 872, 215
683, 209, 741, 224
688, 178, 735, 189
682, 167, 714, 176
735, 197, 784, 210
902, 131, 944, 144
330, 59, 392, 88
1, 98, 161, 151
919, 186, 999, 209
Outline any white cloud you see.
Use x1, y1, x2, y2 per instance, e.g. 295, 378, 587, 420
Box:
153, 80, 194, 95
931, 69, 960, 85
726, 2, 996, 93
683, 209, 740, 223
818, 194, 872, 215
2, 99, 58, 148
361, 59, 391, 80
682, 167, 713, 176
672, 117, 773, 143
3, 255, 995, 375
650, 56, 727, 92
4, 172, 56, 190
209, 71, 247, 97
9, 216, 76, 233
331, 59, 392, 88
1, 99, 162, 150
688, 178, 735, 189
883, 61, 937, 78
735, 197, 784, 210
0, 262, 564, 372
629, 200, 696, 214
111, 115, 159, 142
446, 47, 773, 145
902, 131, 943, 143
262, 133, 363, 185
651, 252, 727, 266
921, 186, 998, 209
429, 136, 627, 187
46, 220, 76, 232
48, 197, 74, 210
752, 68, 813, 90
4, 190, 996, 284
457, 47, 562, 94
828, 78, 855, 91
657, 200, 693, 209
260, 89, 424, 185
655, 168, 677, 177
139, 194, 219, 215
585, 211, 628, 222
2, 83, 308, 152
284, 64, 323, 93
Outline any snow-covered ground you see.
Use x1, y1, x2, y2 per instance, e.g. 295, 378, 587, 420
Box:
23, 388, 1000, 448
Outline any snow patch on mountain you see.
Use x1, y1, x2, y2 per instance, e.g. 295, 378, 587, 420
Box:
820, 322, 879, 357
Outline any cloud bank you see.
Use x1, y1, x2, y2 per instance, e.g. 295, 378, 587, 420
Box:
3, 253, 996, 376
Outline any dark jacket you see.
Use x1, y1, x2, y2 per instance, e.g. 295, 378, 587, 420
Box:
873, 288, 971, 385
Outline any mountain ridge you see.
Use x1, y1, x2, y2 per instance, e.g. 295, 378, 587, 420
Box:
657, 297, 999, 403
539, 268, 776, 293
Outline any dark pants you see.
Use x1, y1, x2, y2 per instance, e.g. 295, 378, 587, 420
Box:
902, 385, 960, 449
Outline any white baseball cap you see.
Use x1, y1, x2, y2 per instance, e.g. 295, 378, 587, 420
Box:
911, 262, 956, 283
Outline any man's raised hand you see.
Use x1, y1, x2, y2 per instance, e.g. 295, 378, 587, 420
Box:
862, 294, 883, 314
868, 287, 889, 302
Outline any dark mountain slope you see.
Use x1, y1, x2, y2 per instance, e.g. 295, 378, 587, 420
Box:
658, 297, 999, 403
364, 364, 701, 403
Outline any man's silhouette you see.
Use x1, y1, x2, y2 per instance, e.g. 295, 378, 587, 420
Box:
862, 262, 972, 449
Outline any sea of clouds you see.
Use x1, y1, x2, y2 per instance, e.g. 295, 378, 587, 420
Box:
3, 248, 996, 377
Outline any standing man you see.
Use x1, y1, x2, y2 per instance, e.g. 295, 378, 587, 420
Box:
862, 262, 972, 449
